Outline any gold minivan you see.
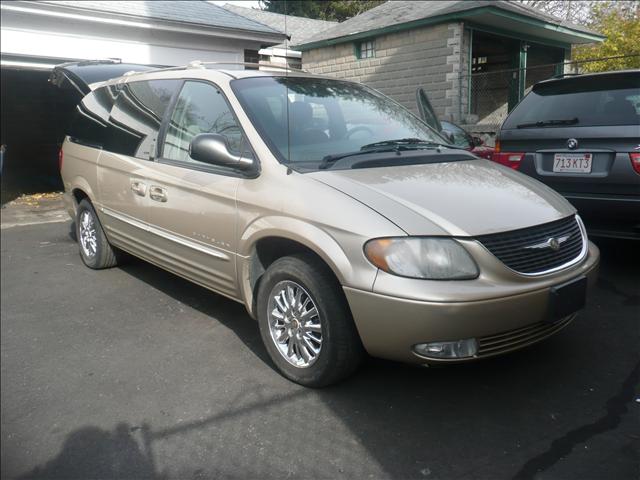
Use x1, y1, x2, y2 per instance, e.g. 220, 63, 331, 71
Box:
56, 61, 599, 386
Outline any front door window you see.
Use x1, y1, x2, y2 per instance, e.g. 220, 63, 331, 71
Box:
162, 81, 244, 165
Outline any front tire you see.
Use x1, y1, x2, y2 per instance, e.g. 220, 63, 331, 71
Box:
76, 199, 118, 269
257, 254, 364, 387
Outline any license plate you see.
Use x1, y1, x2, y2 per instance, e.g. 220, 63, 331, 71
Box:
548, 276, 587, 322
553, 153, 592, 173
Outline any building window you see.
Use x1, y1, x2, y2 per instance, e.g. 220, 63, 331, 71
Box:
356, 40, 375, 59
471, 56, 488, 73
244, 49, 260, 69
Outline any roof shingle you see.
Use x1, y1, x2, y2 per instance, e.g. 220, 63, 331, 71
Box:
295, 0, 600, 48
39, 0, 284, 34
222, 4, 338, 48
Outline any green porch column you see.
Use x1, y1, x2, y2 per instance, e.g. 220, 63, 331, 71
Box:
555, 47, 571, 76
518, 41, 528, 101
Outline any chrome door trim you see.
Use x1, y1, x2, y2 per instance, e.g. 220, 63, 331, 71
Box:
100, 206, 231, 262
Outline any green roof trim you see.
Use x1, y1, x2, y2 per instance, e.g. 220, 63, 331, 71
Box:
486, 7, 605, 42
295, 5, 604, 51
466, 22, 573, 49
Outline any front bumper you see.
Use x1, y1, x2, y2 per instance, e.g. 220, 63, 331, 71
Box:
344, 241, 599, 364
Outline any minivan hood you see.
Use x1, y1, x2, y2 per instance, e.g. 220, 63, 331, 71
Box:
309, 159, 575, 236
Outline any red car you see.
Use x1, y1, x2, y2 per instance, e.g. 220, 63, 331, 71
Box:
440, 120, 495, 159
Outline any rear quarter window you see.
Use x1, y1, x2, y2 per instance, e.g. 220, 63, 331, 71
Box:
502, 74, 640, 129
68, 86, 118, 148
105, 79, 180, 159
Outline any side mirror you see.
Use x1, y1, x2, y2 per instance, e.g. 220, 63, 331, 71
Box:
189, 133, 255, 171
472, 136, 484, 147
443, 132, 455, 144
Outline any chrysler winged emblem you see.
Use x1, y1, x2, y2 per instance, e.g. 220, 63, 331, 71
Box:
524, 234, 571, 251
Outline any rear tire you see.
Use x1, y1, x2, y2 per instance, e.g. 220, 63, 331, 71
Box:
257, 254, 364, 387
76, 199, 118, 269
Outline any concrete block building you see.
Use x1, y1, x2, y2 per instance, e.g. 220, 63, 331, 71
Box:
294, 1, 603, 130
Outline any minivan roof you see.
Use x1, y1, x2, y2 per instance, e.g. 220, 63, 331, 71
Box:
52, 60, 327, 93
91, 64, 334, 90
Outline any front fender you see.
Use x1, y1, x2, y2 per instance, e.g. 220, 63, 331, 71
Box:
237, 216, 375, 317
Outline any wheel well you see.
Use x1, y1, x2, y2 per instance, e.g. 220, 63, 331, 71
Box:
249, 237, 340, 310
72, 188, 89, 206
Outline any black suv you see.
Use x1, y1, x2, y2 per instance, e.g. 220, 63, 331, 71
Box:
495, 70, 640, 240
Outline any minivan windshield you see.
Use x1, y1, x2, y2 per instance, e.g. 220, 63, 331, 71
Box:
231, 76, 451, 170
502, 74, 640, 130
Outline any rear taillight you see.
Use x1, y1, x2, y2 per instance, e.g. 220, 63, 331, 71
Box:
630, 152, 640, 175
58, 149, 63, 171
491, 152, 525, 169
490, 137, 524, 169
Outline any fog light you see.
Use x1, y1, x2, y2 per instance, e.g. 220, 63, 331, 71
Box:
413, 338, 478, 359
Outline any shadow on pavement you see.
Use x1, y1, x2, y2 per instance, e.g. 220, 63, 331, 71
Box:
117, 257, 273, 367
18, 423, 165, 480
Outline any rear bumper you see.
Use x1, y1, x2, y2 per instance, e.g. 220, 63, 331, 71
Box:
344, 242, 599, 364
563, 192, 640, 239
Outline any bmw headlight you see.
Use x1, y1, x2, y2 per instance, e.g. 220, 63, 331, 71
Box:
364, 237, 479, 280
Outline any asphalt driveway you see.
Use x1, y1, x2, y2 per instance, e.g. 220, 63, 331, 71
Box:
1, 215, 638, 479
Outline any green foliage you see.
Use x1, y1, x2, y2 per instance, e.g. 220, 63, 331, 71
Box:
573, 1, 640, 72
260, 0, 384, 22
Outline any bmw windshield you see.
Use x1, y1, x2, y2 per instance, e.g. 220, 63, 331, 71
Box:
231, 76, 457, 171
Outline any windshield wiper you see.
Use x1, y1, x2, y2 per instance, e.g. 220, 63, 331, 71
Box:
318, 146, 405, 170
516, 117, 579, 129
360, 138, 458, 150
318, 139, 458, 170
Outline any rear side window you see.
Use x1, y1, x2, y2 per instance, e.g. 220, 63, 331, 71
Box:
503, 74, 640, 129
105, 79, 180, 159
68, 85, 118, 148
162, 81, 245, 165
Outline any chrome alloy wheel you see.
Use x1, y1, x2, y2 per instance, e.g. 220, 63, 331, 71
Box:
267, 281, 323, 368
79, 210, 98, 258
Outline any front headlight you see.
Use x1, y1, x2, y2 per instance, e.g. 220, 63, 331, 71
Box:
364, 237, 479, 280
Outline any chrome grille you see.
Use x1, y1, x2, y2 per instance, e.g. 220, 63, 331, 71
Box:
477, 315, 575, 358
476, 216, 585, 274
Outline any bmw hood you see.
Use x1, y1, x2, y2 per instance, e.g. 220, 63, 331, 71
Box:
308, 159, 575, 236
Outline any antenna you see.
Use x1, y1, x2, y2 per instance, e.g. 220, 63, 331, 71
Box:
284, 0, 292, 172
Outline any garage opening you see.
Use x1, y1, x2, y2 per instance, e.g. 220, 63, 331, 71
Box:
468, 30, 565, 127
1, 66, 78, 203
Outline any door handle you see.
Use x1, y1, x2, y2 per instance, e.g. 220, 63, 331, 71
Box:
149, 185, 168, 202
131, 180, 147, 197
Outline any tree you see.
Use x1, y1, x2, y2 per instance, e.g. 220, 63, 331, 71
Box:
520, 1, 639, 72
519, 0, 596, 24
260, 0, 384, 22
572, 1, 640, 72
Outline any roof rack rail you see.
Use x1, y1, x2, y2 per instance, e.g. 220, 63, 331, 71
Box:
551, 72, 582, 79
123, 61, 308, 77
